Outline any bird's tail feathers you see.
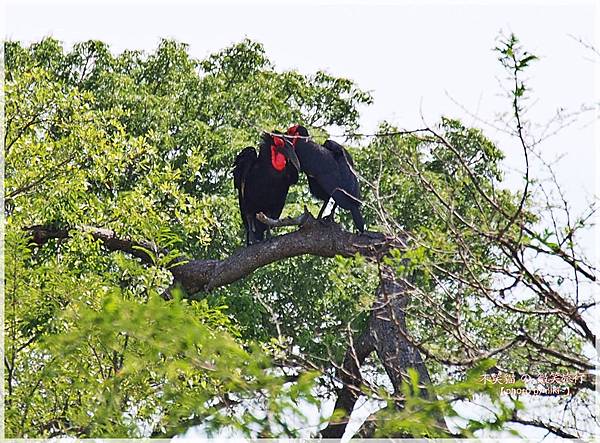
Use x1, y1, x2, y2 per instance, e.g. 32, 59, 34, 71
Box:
331, 187, 362, 206
350, 206, 365, 232
330, 188, 365, 232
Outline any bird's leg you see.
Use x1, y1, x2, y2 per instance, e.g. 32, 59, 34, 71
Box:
247, 215, 257, 245
317, 199, 330, 220
265, 226, 272, 240
244, 215, 251, 245
323, 202, 338, 222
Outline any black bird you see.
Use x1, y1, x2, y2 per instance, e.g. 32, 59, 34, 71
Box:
233, 132, 300, 245
286, 125, 364, 232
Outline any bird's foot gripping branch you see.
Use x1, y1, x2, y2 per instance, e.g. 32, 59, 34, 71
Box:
257, 208, 380, 237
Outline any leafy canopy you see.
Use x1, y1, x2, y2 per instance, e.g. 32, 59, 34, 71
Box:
5, 35, 589, 438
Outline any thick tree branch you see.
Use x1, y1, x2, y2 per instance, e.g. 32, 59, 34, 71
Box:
173, 215, 401, 295
320, 328, 374, 438
25, 214, 404, 297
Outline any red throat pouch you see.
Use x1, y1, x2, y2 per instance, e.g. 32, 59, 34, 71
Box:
271, 139, 286, 171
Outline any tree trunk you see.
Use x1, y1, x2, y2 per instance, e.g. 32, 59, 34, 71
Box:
321, 267, 445, 438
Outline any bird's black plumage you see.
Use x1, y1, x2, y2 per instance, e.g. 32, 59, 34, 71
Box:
233, 133, 299, 245
287, 125, 364, 232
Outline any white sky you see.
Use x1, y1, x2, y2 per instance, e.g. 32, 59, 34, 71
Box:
5, 0, 597, 201
3, 0, 599, 439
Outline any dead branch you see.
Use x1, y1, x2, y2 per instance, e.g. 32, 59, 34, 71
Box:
256, 208, 311, 227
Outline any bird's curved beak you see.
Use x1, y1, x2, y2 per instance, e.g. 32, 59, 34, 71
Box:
282, 139, 301, 171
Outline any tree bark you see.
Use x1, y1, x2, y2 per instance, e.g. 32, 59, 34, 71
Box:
320, 267, 446, 438
320, 329, 374, 438
371, 268, 434, 396
26, 216, 402, 297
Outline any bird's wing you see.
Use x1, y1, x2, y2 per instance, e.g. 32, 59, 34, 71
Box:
233, 146, 258, 196
322, 141, 365, 230
297, 140, 336, 177
324, 139, 355, 166
323, 139, 344, 155
324, 139, 359, 194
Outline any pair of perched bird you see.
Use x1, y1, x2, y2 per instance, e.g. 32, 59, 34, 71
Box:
233, 125, 364, 245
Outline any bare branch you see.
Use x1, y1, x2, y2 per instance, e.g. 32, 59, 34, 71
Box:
510, 414, 579, 439
256, 209, 310, 227
26, 224, 172, 266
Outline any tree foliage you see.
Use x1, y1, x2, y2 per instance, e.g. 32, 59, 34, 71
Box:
4, 36, 596, 439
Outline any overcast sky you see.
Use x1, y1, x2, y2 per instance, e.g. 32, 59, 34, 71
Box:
5, 0, 597, 196
3, 0, 599, 439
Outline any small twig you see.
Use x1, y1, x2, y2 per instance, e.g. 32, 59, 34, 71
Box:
256, 208, 312, 228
